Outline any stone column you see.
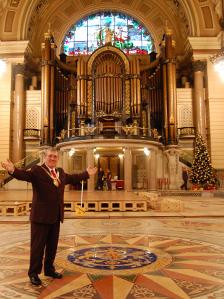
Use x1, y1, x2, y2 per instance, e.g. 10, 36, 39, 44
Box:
86, 147, 95, 191
12, 64, 25, 163
31, 76, 38, 89
49, 42, 56, 144
193, 60, 207, 139
124, 147, 132, 191
148, 149, 157, 190
161, 29, 177, 144
41, 31, 52, 145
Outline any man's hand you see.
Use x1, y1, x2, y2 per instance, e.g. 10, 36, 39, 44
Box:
1, 159, 15, 174
87, 166, 98, 176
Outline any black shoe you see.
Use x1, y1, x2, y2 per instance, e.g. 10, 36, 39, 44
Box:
29, 274, 42, 286
45, 271, 63, 279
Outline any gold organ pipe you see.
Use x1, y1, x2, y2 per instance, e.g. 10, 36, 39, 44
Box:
151, 75, 154, 123
95, 67, 98, 111
162, 63, 168, 142
101, 62, 103, 111
114, 63, 117, 111
136, 59, 141, 114
41, 43, 45, 141
49, 43, 55, 143
153, 75, 156, 123
98, 63, 101, 111
67, 76, 71, 137
103, 62, 106, 112
131, 61, 135, 114
111, 63, 114, 112
63, 75, 66, 122
99, 64, 102, 111
58, 71, 61, 125
80, 59, 83, 115
98, 78, 101, 111
108, 64, 111, 113
61, 73, 64, 124
134, 59, 137, 114
167, 62, 174, 125
77, 59, 81, 115
114, 65, 117, 110
44, 37, 50, 128
84, 62, 87, 115
155, 73, 158, 114
80, 59, 85, 116
158, 69, 161, 113
61, 74, 63, 124
130, 62, 134, 114
106, 63, 108, 113
119, 65, 121, 110
172, 62, 177, 141
105, 61, 108, 112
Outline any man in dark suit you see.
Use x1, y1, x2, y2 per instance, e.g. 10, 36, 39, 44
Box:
1, 147, 97, 286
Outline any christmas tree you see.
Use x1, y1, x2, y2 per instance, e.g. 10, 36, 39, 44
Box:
190, 134, 216, 189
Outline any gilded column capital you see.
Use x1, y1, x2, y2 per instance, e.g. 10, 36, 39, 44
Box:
193, 60, 206, 72
14, 63, 25, 75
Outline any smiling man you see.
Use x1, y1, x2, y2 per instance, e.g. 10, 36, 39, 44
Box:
1, 147, 97, 286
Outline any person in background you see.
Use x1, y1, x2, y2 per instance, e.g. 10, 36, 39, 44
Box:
97, 167, 104, 190
1, 147, 97, 286
106, 169, 112, 191
181, 167, 188, 190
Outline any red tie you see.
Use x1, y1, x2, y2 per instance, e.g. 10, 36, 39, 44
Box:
51, 169, 57, 178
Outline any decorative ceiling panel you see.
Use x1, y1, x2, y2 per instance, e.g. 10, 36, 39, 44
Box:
80, 0, 94, 7
63, 4, 77, 17
201, 6, 213, 29
138, 3, 152, 16
4, 10, 16, 32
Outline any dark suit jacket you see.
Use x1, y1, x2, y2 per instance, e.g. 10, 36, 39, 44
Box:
12, 164, 89, 224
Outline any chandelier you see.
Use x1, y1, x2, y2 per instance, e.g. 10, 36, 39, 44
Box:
210, 0, 224, 78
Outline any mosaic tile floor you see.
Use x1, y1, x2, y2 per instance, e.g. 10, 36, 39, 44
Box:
0, 216, 224, 298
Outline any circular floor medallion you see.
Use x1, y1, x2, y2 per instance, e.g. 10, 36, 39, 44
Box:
56, 244, 172, 275
68, 246, 157, 270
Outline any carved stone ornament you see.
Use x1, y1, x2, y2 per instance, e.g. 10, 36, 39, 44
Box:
193, 60, 206, 73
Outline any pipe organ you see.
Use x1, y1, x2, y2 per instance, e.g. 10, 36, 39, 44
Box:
40, 30, 177, 145
93, 51, 124, 116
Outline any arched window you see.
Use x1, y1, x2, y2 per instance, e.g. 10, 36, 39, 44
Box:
62, 11, 154, 56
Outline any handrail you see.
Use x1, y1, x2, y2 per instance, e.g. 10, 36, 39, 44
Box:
0, 150, 42, 187
56, 125, 159, 142
178, 127, 195, 137
179, 150, 193, 167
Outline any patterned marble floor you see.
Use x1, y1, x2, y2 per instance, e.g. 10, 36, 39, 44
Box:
0, 216, 224, 299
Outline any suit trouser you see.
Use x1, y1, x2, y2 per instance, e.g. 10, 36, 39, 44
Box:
28, 221, 60, 276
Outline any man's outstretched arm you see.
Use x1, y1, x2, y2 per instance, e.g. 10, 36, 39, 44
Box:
1, 159, 15, 174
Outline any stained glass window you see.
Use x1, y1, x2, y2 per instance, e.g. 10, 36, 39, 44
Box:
62, 11, 154, 56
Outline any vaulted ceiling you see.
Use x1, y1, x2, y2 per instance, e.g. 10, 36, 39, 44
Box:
0, 0, 221, 57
